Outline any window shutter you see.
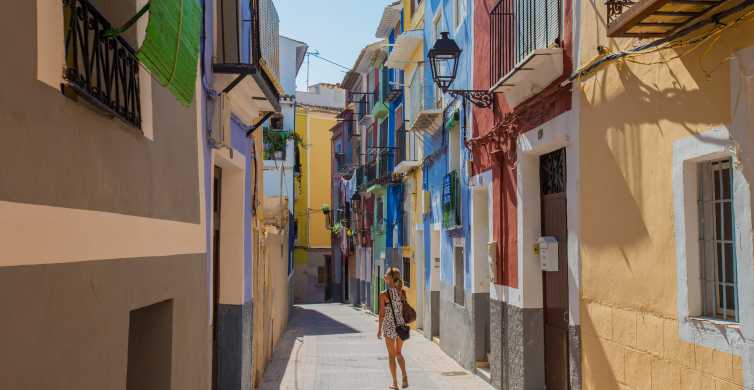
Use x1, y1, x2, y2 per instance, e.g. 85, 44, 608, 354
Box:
137, 0, 202, 106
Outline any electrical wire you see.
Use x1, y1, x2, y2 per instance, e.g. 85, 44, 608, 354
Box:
570, 0, 754, 82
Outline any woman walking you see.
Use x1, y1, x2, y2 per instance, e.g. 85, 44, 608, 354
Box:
377, 267, 409, 389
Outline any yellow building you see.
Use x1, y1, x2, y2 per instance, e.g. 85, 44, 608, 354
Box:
576, 2, 754, 389
293, 84, 345, 303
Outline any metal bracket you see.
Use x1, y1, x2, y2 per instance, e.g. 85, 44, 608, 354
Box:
447, 89, 494, 109
246, 111, 274, 137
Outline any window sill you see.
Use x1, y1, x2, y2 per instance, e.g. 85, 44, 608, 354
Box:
687, 316, 740, 329
679, 315, 747, 355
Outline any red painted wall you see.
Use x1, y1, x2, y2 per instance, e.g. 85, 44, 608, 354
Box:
471, 0, 573, 288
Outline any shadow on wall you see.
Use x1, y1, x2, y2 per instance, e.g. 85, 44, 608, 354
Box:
578, 39, 747, 313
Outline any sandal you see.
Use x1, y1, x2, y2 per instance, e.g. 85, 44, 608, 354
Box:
389, 385, 399, 389
402, 377, 409, 388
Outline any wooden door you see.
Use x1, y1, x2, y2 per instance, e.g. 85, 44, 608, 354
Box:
211, 166, 222, 390
540, 149, 569, 390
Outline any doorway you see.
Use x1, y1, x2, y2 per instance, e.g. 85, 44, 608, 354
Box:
471, 184, 491, 368
344, 257, 349, 302
324, 255, 332, 302
211, 165, 222, 390
540, 148, 569, 390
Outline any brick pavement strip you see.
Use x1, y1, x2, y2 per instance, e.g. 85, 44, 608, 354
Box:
259, 303, 495, 390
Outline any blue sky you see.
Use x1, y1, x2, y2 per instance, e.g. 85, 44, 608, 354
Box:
275, 0, 395, 91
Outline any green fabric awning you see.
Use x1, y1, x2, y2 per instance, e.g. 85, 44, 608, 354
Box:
372, 102, 389, 121
137, 0, 201, 106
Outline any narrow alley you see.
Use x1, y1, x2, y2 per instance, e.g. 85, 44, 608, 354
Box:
259, 304, 495, 390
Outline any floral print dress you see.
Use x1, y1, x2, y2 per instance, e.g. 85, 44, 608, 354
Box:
382, 287, 405, 339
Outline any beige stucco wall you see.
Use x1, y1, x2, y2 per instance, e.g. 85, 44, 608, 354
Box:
0, 2, 210, 389
577, 3, 754, 390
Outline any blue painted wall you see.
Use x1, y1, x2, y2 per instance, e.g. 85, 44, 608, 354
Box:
201, 0, 256, 304
422, 0, 474, 290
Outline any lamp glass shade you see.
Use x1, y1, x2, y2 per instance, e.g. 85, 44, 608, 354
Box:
428, 32, 461, 92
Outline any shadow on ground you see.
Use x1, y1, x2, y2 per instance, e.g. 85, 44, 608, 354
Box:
258, 304, 363, 389
285, 305, 362, 336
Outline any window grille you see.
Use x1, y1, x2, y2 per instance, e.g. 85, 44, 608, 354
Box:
698, 158, 738, 321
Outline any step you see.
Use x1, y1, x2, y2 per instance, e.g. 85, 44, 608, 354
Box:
475, 365, 491, 383
474, 363, 492, 383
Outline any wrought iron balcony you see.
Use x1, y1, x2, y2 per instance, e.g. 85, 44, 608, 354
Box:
490, 0, 564, 108
394, 126, 421, 175
213, 0, 280, 112
606, 0, 725, 37
62, 0, 141, 129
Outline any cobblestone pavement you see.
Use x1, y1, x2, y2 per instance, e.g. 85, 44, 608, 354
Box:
259, 303, 495, 390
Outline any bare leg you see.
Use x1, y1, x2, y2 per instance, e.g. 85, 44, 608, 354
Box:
395, 337, 407, 387
384, 337, 399, 388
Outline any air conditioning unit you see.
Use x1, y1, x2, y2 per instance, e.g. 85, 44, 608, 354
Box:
209, 94, 226, 148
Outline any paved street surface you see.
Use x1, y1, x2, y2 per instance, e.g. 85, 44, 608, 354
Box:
260, 304, 495, 390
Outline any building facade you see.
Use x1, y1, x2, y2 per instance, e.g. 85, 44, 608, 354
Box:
202, 0, 282, 388
0, 0, 286, 389
1, 0, 207, 389
471, 0, 577, 388
575, 2, 754, 390
293, 83, 345, 304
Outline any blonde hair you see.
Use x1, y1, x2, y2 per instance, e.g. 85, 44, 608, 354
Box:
386, 267, 403, 290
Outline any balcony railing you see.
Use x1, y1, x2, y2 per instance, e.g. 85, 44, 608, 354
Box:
214, 0, 280, 111
63, 0, 141, 128
258, 0, 280, 78
395, 126, 419, 166
350, 92, 374, 122
407, 66, 425, 128
605, 0, 724, 37
377, 149, 392, 180
490, 0, 562, 85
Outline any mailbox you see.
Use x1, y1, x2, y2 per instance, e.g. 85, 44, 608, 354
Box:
538, 236, 559, 272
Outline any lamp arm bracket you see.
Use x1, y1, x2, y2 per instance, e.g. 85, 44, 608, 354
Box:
447, 89, 494, 109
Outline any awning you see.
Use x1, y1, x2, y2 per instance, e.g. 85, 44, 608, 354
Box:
137, 0, 202, 106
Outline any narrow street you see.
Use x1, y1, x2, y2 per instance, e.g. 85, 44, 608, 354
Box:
259, 304, 495, 390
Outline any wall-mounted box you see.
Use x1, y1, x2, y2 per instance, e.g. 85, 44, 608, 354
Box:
538, 236, 558, 272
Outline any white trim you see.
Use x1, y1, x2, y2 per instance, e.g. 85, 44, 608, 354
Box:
672, 127, 754, 355
515, 110, 581, 321
470, 170, 492, 294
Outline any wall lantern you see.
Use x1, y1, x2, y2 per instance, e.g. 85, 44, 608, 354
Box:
428, 32, 494, 109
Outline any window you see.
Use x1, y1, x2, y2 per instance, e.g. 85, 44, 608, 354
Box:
454, 246, 465, 305
454, 0, 465, 28
698, 158, 738, 321
59, 0, 146, 130
403, 257, 411, 287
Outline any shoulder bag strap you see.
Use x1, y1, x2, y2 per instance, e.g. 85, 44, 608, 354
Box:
386, 289, 400, 324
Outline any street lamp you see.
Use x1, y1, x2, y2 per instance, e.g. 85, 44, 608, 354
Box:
428, 32, 494, 109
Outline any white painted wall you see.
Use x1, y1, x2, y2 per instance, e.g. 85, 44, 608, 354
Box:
296, 84, 346, 109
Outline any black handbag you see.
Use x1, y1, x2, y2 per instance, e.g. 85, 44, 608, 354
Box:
386, 290, 410, 341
